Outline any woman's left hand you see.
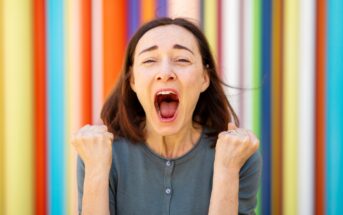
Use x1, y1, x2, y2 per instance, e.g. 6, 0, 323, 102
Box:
214, 123, 260, 172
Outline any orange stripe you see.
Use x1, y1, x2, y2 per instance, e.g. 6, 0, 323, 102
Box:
141, 0, 156, 23
81, 0, 92, 124
34, 0, 47, 214
315, 0, 326, 214
271, 0, 283, 214
103, 0, 127, 99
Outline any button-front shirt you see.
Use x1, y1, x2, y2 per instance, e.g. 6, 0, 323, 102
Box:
77, 130, 262, 215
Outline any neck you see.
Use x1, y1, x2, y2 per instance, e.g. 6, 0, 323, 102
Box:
145, 123, 202, 159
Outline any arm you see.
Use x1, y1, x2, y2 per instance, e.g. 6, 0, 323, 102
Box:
208, 123, 260, 215
81, 164, 111, 215
73, 125, 114, 215
208, 164, 240, 215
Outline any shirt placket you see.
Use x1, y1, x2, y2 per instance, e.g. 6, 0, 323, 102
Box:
163, 160, 174, 215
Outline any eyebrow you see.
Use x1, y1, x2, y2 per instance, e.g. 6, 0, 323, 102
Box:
138, 44, 194, 55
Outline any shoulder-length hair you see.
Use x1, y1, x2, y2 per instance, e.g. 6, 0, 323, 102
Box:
101, 17, 239, 143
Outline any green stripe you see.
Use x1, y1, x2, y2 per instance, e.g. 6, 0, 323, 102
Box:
252, 0, 262, 213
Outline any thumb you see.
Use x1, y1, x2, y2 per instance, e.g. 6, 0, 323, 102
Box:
228, 122, 237, 130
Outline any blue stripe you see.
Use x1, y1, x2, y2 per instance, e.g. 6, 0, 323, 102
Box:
157, 0, 167, 17
47, 0, 66, 214
261, 0, 271, 214
327, 0, 343, 214
128, 0, 140, 39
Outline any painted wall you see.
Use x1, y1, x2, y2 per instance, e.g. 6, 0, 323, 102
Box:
0, 0, 342, 214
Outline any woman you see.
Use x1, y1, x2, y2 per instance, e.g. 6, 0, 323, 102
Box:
72, 17, 261, 215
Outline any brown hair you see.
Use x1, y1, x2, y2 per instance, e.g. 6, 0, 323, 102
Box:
101, 17, 239, 143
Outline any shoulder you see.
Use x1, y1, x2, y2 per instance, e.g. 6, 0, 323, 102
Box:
240, 151, 262, 179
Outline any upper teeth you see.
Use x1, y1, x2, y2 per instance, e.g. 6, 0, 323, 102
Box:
157, 91, 175, 95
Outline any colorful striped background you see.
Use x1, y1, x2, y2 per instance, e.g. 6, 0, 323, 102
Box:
0, 0, 342, 214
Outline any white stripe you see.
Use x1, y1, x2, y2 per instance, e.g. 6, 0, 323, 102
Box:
298, 0, 315, 214
242, 0, 253, 130
167, 0, 201, 26
222, 0, 241, 119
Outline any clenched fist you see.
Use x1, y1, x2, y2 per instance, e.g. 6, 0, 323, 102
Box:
214, 122, 259, 172
71, 124, 114, 173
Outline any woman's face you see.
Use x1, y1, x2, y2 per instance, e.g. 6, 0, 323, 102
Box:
131, 25, 209, 136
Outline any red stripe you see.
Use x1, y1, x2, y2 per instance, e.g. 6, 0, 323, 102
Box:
103, 0, 127, 99
315, 0, 326, 214
34, 0, 47, 214
81, 0, 93, 124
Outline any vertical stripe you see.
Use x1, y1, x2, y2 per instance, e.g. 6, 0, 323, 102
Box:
252, 0, 262, 213
0, 0, 4, 213
203, 0, 217, 61
34, 0, 47, 214
0, 0, 5, 214
242, 1, 254, 134
298, 0, 315, 214
314, 0, 326, 214
222, 0, 241, 118
47, 0, 66, 214
327, 0, 343, 214
168, 0, 201, 25
103, 0, 127, 98
271, 0, 283, 214
238, 0, 245, 124
141, 0, 155, 23
261, 0, 271, 214
282, 0, 299, 213
3, 0, 34, 214
128, 0, 140, 38
66, 0, 81, 213
92, 0, 103, 124
156, 0, 167, 17
81, 0, 92, 125
217, 0, 222, 76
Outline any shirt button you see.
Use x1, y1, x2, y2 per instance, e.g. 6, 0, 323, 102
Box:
165, 188, 172, 195
166, 160, 171, 166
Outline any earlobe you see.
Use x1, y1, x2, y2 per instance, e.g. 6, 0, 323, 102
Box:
200, 71, 210, 92
129, 69, 136, 92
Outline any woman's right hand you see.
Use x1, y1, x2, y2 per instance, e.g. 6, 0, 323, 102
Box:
71, 124, 114, 173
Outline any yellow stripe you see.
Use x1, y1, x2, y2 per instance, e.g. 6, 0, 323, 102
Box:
65, 0, 72, 213
203, 0, 217, 61
0, 0, 4, 212
283, 0, 299, 214
3, 0, 33, 214
65, 0, 81, 213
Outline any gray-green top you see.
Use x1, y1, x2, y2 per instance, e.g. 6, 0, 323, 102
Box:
77, 130, 262, 215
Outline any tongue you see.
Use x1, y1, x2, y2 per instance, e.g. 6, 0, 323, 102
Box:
159, 101, 178, 118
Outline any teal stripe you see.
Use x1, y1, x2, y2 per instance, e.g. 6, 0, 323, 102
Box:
47, 0, 66, 214
327, 0, 343, 214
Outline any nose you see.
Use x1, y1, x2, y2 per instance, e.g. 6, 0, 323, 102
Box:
156, 61, 176, 81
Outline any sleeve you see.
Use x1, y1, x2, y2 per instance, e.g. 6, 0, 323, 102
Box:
77, 156, 117, 215
238, 151, 262, 215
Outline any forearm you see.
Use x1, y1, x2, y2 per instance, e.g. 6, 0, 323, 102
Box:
82, 168, 110, 215
208, 165, 239, 215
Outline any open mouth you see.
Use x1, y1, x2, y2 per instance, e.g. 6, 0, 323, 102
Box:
154, 89, 179, 121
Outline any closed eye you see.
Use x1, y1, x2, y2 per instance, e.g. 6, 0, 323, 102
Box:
142, 59, 156, 64
177, 58, 190, 62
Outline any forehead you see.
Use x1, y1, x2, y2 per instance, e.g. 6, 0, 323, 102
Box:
135, 25, 199, 54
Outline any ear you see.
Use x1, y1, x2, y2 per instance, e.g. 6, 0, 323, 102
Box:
200, 69, 210, 92
129, 68, 136, 92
